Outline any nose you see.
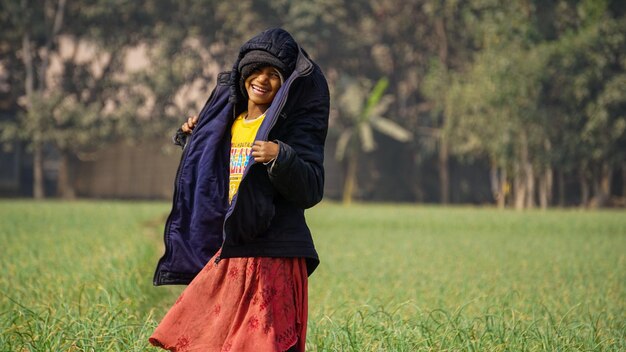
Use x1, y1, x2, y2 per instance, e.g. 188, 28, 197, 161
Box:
256, 73, 269, 83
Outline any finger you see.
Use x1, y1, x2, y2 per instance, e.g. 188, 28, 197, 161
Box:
253, 154, 267, 162
191, 115, 199, 123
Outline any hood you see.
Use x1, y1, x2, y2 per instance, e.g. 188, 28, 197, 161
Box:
228, 28, 299, 109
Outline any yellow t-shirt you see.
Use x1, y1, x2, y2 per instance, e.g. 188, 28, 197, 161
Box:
229, 112, 265, 202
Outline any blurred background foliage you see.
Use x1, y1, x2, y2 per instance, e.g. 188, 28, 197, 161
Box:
0, 0, 624, 208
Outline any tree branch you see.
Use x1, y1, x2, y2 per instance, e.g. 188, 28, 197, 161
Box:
41, 0, 67, 90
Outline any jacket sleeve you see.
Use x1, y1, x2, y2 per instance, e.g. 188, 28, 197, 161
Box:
172, 128, 188, 149
267, 76, 329, 209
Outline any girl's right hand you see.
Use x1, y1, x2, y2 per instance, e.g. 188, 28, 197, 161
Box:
181, 115, 199, 134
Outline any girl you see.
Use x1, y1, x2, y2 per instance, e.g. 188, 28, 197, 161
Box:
149, 28, 329, 352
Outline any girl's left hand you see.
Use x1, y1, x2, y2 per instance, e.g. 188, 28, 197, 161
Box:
251, 141, 278, 163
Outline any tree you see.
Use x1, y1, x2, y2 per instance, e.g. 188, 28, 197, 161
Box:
442, 0, 625, 209
0, 0, 66, 198
334, 77, 412, 204
542, 18, 626, 207
0, 0, 159, 198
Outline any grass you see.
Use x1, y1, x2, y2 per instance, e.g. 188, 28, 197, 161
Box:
0, 201, 178, 351
0, 200, 624, 351
306, 204, 625, 351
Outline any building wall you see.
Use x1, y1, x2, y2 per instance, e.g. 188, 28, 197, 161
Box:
74, 141, 180, 199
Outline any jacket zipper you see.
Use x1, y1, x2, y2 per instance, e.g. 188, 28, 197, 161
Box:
214, 95, 288, 266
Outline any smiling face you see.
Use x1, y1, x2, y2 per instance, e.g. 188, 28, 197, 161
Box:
244, 66, 283, 112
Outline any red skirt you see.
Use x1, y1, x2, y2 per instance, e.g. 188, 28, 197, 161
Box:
149, 250, 308, 352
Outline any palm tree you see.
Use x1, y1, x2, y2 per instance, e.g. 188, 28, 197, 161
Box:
335, 77, 412, 205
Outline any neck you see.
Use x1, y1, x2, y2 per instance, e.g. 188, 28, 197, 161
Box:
246, 103, 268, 120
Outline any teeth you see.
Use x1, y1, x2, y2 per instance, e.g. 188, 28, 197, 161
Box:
252, 85, 268, 93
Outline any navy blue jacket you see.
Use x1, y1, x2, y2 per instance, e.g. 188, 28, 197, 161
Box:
153, 29, 330, 286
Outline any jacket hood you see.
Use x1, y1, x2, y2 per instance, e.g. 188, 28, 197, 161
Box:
229, 28, 299, 108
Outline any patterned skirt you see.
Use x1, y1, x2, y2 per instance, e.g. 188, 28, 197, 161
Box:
149, 250, 308, 352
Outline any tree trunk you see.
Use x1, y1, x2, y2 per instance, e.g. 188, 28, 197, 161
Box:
22, 19, 45, 199
514, 131, 532, 210
520, 132, 534, 209
591, 162, 612, 207
600, 162, 612, 205
622, 162, 626, 198
544, 167, 554, 206
538, 168, 553, 210
539, 173, 547, 210
525, 162, 535, 209
538, 138, 552, 209
435, 16, 450, 205
57, 151, 76, 199
498, 168, 508, 209
438, 136, 450, 204
514, 160, 526, 210
580, 166, 590, 208
342, 147, 358, 206
490, 164, 507, 209
490, 164, 499, 204
558, 169, 565, 207
33, 142, 44, 199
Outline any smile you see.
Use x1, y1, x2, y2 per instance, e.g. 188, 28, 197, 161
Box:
251, 84, 270, 95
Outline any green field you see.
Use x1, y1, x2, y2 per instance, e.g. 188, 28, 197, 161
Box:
1, 201, 624, 351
